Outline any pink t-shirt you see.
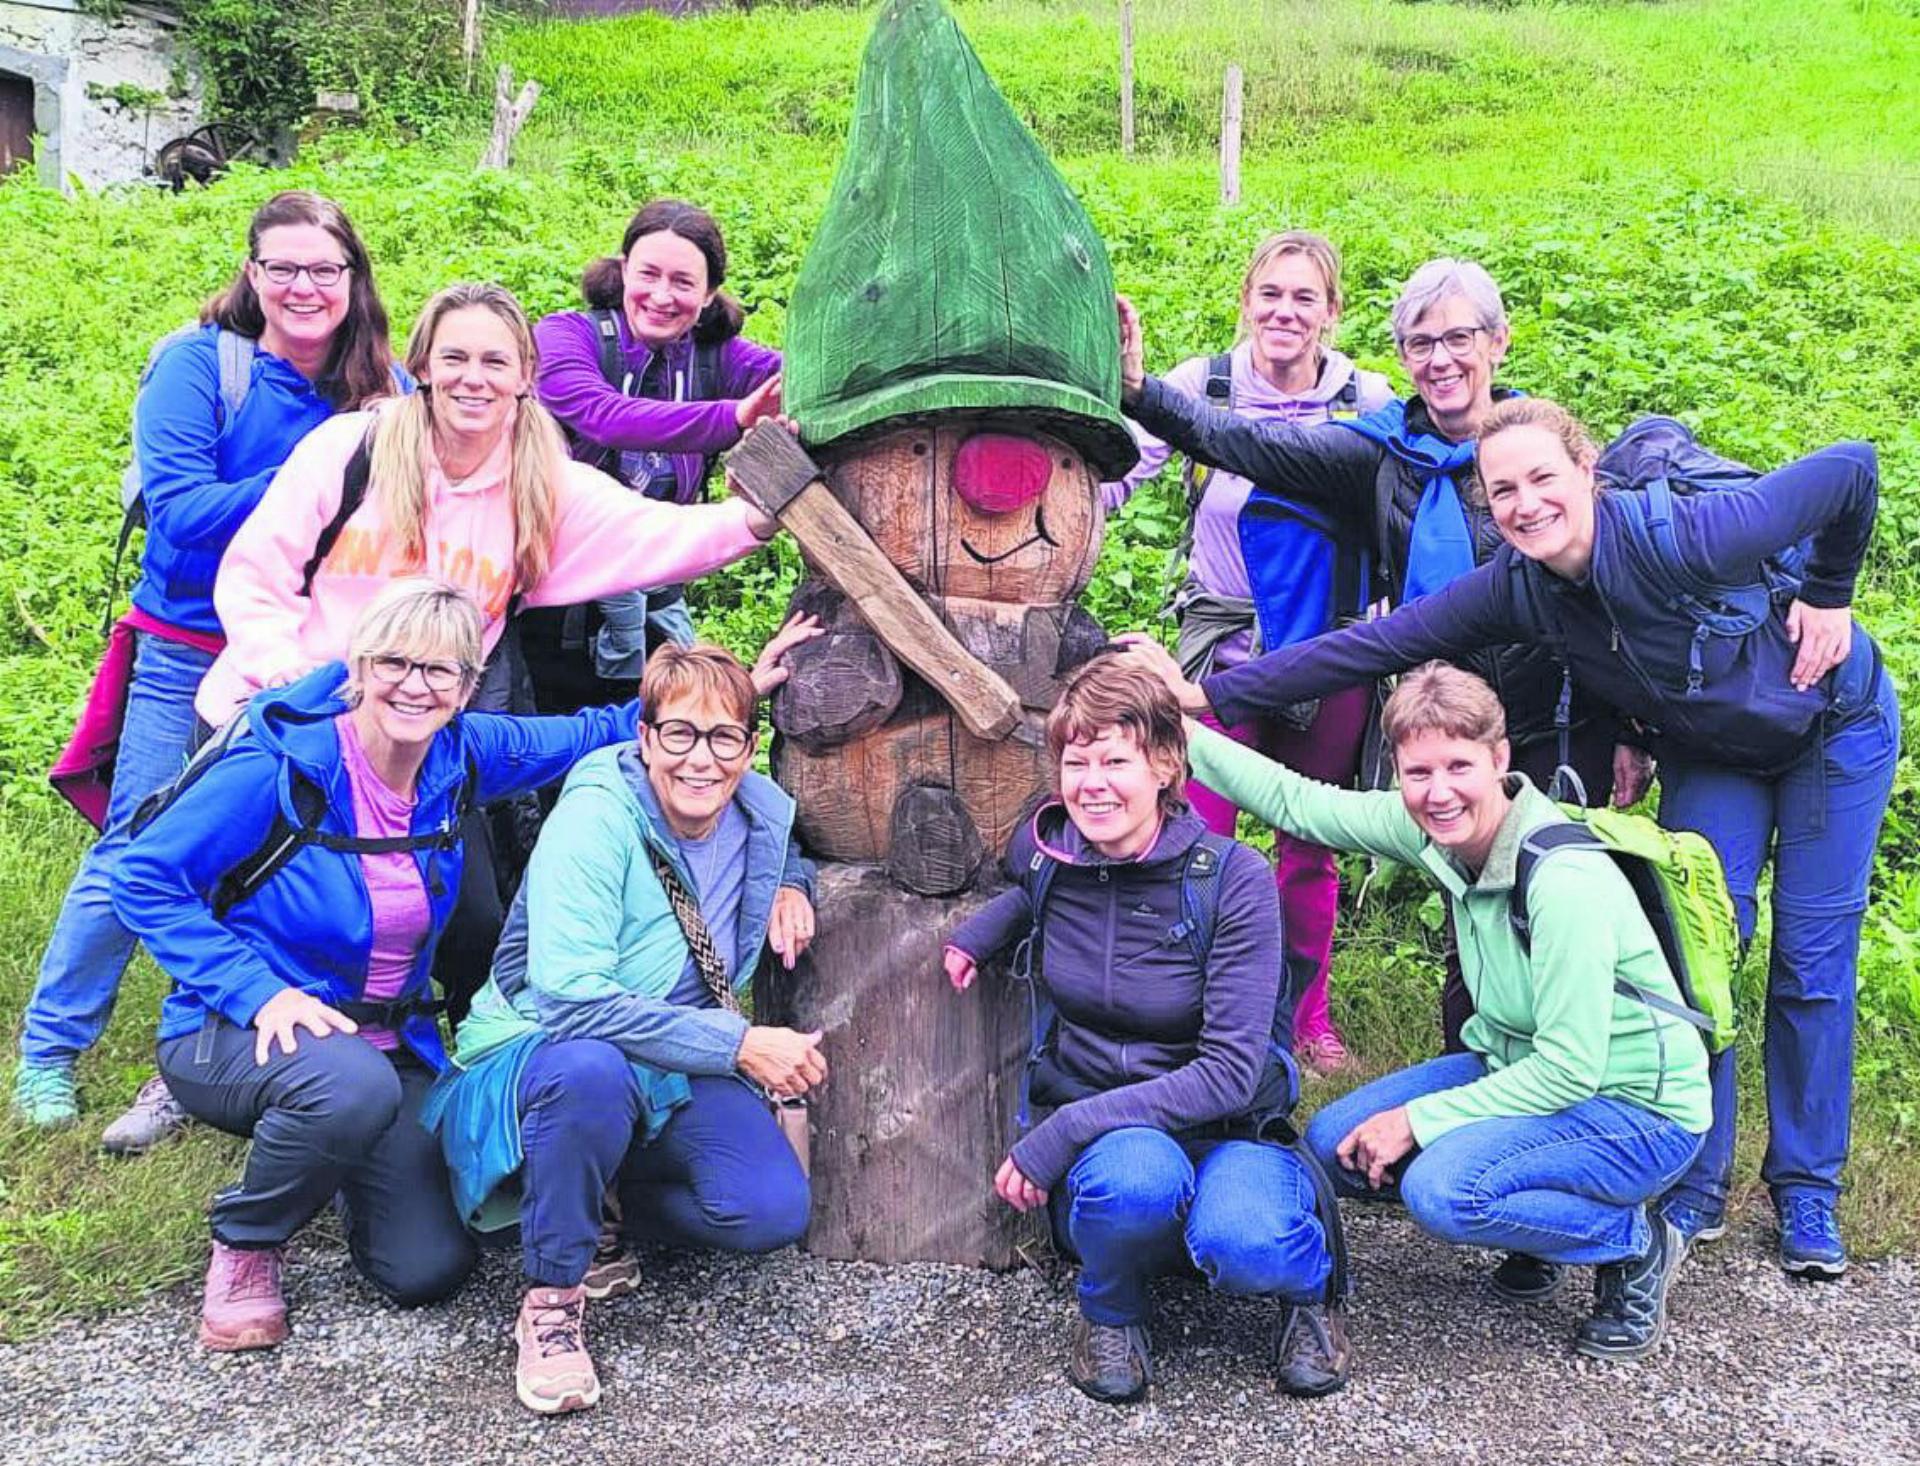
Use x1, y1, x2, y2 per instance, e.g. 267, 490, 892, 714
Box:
336, 715, 432, 1051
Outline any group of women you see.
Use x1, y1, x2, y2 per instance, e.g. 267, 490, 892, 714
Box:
7, 188, 1897, 1414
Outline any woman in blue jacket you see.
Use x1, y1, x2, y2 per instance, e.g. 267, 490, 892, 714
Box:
943, 658, 1341, 1406
1120, 397, 1899, 1278
16, 191, 404, 1147
111, 579, 644, 1355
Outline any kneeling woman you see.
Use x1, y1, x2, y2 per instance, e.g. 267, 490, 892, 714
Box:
1190, 663, 1709, 1360
427, 643, 820, 1416
943, 658, 1341, 1406
112, 580, 644, 1351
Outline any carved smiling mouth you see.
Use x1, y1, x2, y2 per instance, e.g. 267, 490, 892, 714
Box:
961, 505, 1058, 565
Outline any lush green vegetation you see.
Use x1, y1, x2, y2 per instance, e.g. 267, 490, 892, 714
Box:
2, 0, 1918, 1336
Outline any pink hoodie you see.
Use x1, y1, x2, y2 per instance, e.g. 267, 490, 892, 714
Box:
196, 405, 766, 722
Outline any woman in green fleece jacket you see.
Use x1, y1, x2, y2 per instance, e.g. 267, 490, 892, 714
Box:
1182, 661, 1707, 1363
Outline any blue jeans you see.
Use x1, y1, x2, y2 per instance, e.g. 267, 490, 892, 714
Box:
1050, 1127, 1331, 1327
592, 587, 697, 681
516, 1039, 809, 1287
1305, 1054, 1703, 1266
22, 632, 216, 1065
1657, 659, 1901, 1214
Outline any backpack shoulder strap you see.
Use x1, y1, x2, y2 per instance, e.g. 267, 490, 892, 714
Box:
1203, 352, 1234, 407
1508, 823, 1607, 951
299, 428, 376, 597
214, 329, 257, 418
1176, 832, 1234, 964
694, 338, 724, 401
589, 309, 627, 391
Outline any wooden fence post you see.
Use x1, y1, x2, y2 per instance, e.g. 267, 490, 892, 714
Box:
463, 0, 482, 93
1220, 63, 1243, 206
478, 64, 540, 171
1119, 0, 1135, 158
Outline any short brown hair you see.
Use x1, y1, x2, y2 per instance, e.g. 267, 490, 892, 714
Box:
1380, 662, 1506, 752
641, 643, 757, 727
1046, 656, 1189, 819
1477, 397, 1599, 476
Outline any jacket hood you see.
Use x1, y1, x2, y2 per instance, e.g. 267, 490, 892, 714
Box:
1226, 344, 1373, 409
1014, 798, 1214, 874
559, 742, 798, 859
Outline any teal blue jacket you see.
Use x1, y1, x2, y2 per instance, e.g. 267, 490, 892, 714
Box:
424, 743, 811, 1225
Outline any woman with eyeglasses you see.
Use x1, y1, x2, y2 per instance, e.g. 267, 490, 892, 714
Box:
111, 580, 652, 1355
14, 191, 407, 1148
427, 643, 819, 1416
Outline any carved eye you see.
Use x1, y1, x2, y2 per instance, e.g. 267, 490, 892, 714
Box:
912, 440, 929, 457
1060, 456, 1073, 469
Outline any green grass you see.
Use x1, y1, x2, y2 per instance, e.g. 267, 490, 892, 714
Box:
1, 0, 1919, 1336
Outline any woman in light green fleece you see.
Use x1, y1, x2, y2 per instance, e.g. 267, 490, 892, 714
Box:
1178, 659, 1708, 1363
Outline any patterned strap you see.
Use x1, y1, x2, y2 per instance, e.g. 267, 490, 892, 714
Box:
647, 843, 741, 1017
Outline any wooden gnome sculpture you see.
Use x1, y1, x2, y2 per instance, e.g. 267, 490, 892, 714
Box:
725, 0, 1137, 1267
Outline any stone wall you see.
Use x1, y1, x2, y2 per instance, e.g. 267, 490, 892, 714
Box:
0, 0, 202, 189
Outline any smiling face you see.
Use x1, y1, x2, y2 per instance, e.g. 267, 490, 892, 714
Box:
1059, 725, 1175, 860
1241, 250, 1336, 384
246, 223, 352, 364
643, 691, 755, 840
351, 642, 472, 767
1479, 422, 1600, 578
1399, 293, 1508, 441
623, 230, 717, 349
1394, 728, 1512, 869
425, 306, 532, 453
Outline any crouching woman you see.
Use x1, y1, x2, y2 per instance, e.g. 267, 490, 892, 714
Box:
943, 658, 1342, 1406
1183, 662, 1709, 1360
426, 643, 819, 1416
111, 579, 646, 1352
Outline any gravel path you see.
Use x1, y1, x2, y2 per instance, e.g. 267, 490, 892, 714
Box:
6, 1213, 1916, 1466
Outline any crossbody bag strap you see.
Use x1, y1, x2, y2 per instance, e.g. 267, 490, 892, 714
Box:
646, 842, 741, 1017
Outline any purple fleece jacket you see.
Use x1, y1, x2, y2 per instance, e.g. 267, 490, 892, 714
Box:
948, 805, 1282, 1189
533, 309, 782, 504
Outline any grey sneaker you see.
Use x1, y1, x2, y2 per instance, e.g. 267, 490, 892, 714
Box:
101, 1073, 192, 1156
581, 1221, 641, 1300
1067, 1317, 1151, 1404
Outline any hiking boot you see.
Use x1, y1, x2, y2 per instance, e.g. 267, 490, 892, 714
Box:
200, 1241, 289, 1352
515, 1285, 601, 1414
1574, 1214, 1683, 1362
581, 1221, 641, 1300
1272, 1301, 1352, 1398
1661, 1199, 1727, 1259
11, 1060, 78, 1129
1067, 1317, 1151, 1404
1295, 1032, 1355, 1078
101, 1073, 192, 1156
1778, 1193, 1847, 1280
1489, 1252, 1565, 1303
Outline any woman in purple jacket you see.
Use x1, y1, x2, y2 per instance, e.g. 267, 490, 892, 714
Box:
942, 658, 1343, 1406
1121, 397, 1899, 1280
527, 199, 784, 711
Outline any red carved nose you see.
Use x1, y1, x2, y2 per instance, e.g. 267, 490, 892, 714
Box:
952, 433, 1053, 515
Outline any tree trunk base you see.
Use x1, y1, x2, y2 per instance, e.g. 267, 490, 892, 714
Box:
756, 861, 1043, 1268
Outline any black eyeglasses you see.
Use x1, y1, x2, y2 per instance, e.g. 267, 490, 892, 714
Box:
366, 655, 473, 692
651, 719, 753, 761
1400, 326, 1489, 363
254, 258, 350, 288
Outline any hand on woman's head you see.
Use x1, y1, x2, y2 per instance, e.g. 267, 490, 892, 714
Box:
1110, 633, 1208, 715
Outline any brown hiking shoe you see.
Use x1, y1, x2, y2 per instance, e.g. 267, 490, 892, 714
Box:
1067, 1317, 1151, 1404
199, 1241, 289, 1352
1273, 1301, 1352, 1398
514, 1285, 600, 1414
581, 1220, 641, 1300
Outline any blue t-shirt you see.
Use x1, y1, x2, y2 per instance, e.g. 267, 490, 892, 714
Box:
665, 801, 750, 1008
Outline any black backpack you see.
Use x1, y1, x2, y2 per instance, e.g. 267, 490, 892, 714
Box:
570, 308, 724, 498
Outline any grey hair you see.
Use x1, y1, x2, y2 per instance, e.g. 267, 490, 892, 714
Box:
345, 577, 485, 682
1389, 257, 1508, 345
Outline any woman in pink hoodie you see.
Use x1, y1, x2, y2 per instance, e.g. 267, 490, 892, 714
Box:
196, 281, 779, 728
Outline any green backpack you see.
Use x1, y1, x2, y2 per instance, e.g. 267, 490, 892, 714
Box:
1508, 807, 1739, 1054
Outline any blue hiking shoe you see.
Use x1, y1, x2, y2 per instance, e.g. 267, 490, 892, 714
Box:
1777, 1193, 1847, 1279
1662, 1200, 1727, 1254
11, 1060, 79, 1129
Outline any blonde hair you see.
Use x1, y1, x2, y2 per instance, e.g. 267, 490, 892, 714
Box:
641, 643, 758, 727
345, 577, 484, 682
1238, 230, 1344, 347
1046, 656, 1189, 820
1477, 396, 1600, 473
372, 283, 562, 594
1380, 662, 1506, 753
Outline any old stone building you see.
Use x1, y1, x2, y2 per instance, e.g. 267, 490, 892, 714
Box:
0, 0, 202, 188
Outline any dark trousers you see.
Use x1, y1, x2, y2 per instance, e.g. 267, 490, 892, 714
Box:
516, 1038, 810, 1288
1441, 722, 1618, 1052
158, 1020, 476, 1307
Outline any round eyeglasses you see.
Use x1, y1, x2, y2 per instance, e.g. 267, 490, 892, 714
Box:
651, 720, 753, 761
366, 654, 472, 692
254, 258, 351, 288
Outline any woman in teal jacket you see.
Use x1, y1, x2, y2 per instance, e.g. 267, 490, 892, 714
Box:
428, 643, 820, 1417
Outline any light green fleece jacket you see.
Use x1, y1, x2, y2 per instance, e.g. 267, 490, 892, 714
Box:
1188, 724, 1711, 1142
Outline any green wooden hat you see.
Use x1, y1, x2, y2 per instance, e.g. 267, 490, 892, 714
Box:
785, 0, 1139, 479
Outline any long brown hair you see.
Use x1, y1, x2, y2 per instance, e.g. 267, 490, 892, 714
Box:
202, 191, 396, 410
580, 198, 746, 345
371, 283, 562, 594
